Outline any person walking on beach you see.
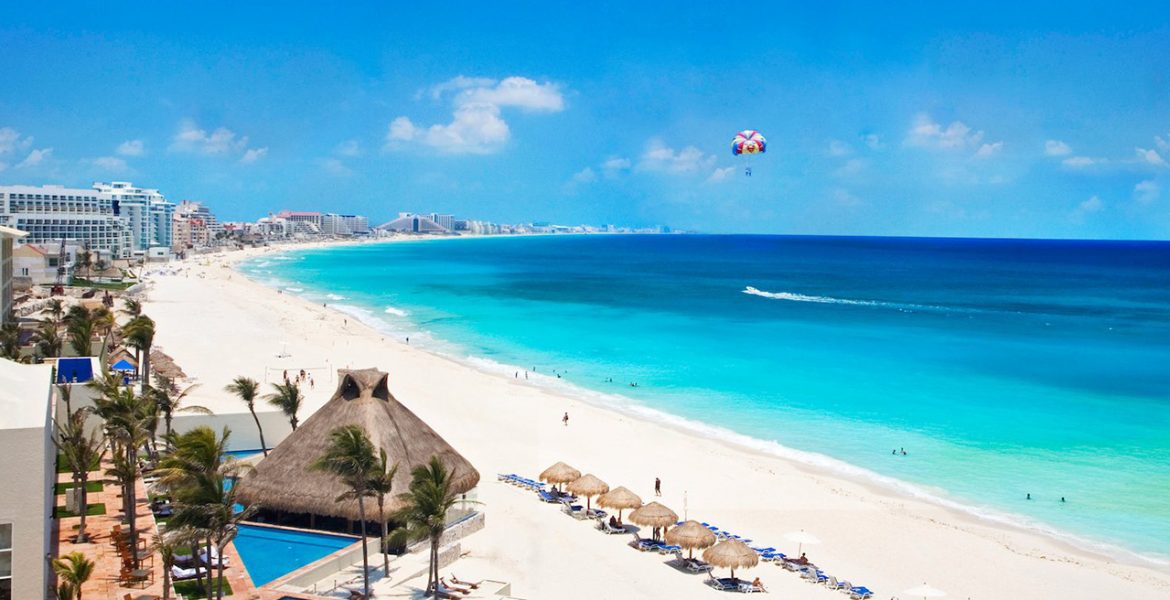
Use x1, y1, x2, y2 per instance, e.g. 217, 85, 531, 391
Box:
654, 477, 661, 496
562, 412, 569, 427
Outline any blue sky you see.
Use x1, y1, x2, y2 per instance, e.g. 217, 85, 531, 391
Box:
1, 2, 1168, 239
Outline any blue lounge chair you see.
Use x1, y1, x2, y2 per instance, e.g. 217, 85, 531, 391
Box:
635, 538, 663, 552
538, 490, 560, 503
682, 558, 714, 573
657, 544, 682, 555
706, 575, 738, 591
849, 585, 874, 599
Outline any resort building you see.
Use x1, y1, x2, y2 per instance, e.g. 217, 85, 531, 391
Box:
0, 184, 134, 259
0, 360, 56, 600
320, 213, 370, 236
93, 181, 175, 252
0, 225, 27, 319
274, 211, 324, 235
378, 212, 450, 234
429, 213, 455, 231
11, 242, 79, 286
172, 200, 222, 250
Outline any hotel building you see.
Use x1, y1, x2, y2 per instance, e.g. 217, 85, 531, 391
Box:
0, 184, 134, 259
93, 181, 175, 252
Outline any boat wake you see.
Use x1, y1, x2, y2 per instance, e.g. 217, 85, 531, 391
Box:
743, 286, 956, 314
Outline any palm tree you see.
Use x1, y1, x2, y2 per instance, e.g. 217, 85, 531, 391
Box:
390, 457, 460, 596
368, 448, 398, 575
154, 533, 179, 600
51, 551, 95, 600
93, 385, 153, 568
312, 425, 377, 599
123, 314, 156, 382
75, 247, 92, 281
149, 374, 209, 450
225, 376, 267, 456
53, 404, 106, 542
264, 381, 303, 431
66, 306, 95, 356
35, 318, 63, 358
120, 297, 142, 318
158, 426, 257, 600
1, 319, 23, 360
46, 298, 65, 326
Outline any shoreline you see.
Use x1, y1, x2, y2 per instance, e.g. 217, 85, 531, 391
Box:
141, 238, 1170, 599
235, 238, 1170, 571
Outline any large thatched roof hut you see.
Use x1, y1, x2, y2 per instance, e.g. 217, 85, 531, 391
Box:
235, 368, 480, 521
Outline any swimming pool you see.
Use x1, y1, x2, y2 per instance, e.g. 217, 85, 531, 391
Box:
232, 524, 359, 586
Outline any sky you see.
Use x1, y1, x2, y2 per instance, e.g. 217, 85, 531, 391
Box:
1, 2, 1169, 239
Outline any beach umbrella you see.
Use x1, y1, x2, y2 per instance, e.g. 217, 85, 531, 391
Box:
566, 474, 609, 511
903, 583, 946, 599
596, 486, 643, 522
784, 529, 821, 556
702, 538, 759, 579
666, 520, 717, 559
539, 461, 581, 491
628, 501, 679, 540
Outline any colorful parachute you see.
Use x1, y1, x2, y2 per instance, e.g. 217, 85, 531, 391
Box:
732, 130, 767, 155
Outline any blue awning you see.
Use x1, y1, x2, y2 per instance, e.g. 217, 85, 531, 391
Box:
111, 359, 136, 372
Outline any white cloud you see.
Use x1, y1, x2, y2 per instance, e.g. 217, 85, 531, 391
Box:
639, 140, 716, 174
975, 142, 1004, 158
827, 140, 853, 157
0, 127, 33, 156
16, 148, 52, 168
171, 119, 252, 156
321, 158, 353, 177
392, 76, 565, 154
1045, 140, 1071, 156
1062, 156, 1100, 168
602, 157, 631, 172
1069, 195, 1103, 223
833, 158, 867, 177
570, 167, 597, 184
707, 166, 736, 183
239, 147, 268, 164
92, 156, 128, 172
335, 140, 362, 157
117, 139, 144, 156
1135, 180, 1159, 204
863, 133, 883, 150
1135, 147, 1166, 167
905, 114, 987, 150
1157, 134, 1170, 153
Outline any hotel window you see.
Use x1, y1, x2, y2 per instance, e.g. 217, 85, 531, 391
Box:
0, 522, 11, 599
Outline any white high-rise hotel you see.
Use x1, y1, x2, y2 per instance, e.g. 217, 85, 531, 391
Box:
0, 181, 174, 258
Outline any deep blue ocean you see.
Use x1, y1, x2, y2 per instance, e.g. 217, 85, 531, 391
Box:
241, 234, 1170, 562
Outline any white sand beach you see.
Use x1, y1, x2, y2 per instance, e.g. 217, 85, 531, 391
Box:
141, 242, 1170, 599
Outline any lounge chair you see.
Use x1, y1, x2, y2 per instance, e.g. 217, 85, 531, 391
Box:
683, 558, 714, 573
587, 508, 608, 520
449, 574, 481, 589
849, 586, 874, 599
561, 502, 587, 519
657, 544, 682, 555
760, 552, 785, 562
824, 576, 843, 590
738, 581, 766, 593
537, 490, 560, 503
634, 538, 663, 552
597, 521, 626, 534
170, 565, 207, 581
706, 574, 739, 591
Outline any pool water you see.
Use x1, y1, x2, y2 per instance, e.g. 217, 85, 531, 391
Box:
233, 523, 358, 586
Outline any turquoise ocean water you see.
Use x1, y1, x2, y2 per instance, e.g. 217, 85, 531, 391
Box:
241, 234, 1170, 563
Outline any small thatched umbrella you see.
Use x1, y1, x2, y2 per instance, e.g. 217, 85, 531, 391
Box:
702, 538, 759, 579
666, 520, 717, 559
596, 486, 642, 523
628, 501, 679, 541
565, 474, 609, 511
539, 461, 581, 492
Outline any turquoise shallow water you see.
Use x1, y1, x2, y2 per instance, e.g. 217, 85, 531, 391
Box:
241, 234, 1170, 563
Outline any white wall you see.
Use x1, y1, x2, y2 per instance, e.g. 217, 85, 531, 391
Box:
170, 410, 295, 452
0, 424, 52, 600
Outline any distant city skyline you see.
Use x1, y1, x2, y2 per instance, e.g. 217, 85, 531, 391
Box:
1, 3, 1168, 239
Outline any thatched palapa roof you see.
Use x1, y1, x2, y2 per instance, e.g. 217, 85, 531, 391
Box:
235, 368, 480, 521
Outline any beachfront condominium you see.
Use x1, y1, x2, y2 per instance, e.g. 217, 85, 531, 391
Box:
173, 200, 223, 249
0, 184, 135, 259
0, 359, 56, 600
93, 181, 175, 252
320, 213, 370, 236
